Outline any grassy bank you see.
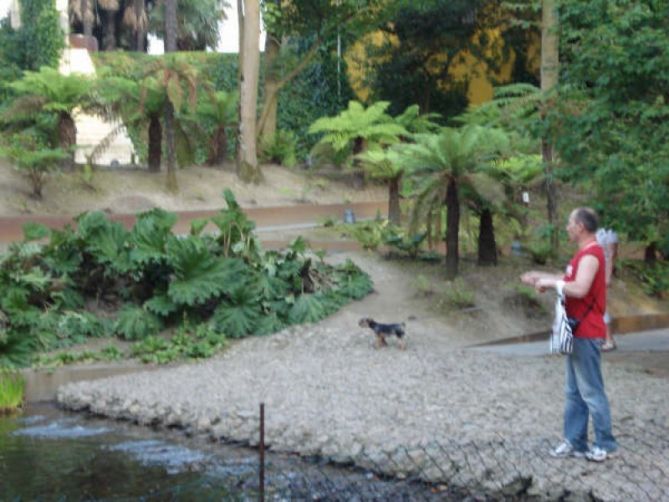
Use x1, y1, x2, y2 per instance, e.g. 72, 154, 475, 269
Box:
0, 371, 25, 414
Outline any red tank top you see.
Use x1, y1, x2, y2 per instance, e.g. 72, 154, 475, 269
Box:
563, 242, 606, 339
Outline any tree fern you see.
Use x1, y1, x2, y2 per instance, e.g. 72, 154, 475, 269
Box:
308, 100, 408, 159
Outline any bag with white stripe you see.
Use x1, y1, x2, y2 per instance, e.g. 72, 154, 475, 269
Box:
550, 283, 573, 355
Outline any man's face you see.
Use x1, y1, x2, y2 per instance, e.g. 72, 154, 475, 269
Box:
566, 211, 581, 242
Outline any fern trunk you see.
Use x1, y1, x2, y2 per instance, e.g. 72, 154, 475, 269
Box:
164, 101, 178, 192
351, 136, 366, 189
445, 177, 460, 280
388, 175, 401, 225
163, 0, 178, 191
644, 242, 657, 265
477, 207, 497, 266
59, 112, 76, 168
148, 115, 161, 172
207, 125, 228, 166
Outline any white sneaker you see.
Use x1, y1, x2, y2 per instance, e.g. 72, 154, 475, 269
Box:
550, 441, 586, 458
585, 446, 616, 462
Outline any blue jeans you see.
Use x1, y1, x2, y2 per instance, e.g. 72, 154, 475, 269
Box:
563, 337, 617, 452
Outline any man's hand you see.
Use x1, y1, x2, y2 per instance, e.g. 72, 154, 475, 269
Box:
520, 272, 540, 286
535, 277, 555, 293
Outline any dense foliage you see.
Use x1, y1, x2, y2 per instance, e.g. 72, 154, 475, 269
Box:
555, 0, 669, 254
0, 0, 64, 71
0, 191, 373, 368
365, 0, 539, 120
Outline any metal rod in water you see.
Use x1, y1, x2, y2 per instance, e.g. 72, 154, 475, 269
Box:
259, 402, 265, 502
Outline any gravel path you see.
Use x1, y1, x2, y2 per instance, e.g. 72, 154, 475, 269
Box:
57, 254, 669, 501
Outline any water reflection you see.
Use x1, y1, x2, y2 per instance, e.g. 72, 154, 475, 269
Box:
0, 404, 253, 500
1, 403, 442, 501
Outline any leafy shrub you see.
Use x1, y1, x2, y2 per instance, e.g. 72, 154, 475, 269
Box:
34, 345, 124, 368
346, 220, 390, 251
623, 260, 669, 298
0, 370, 24, 413
56, 311, 109, 345
114, 306, 163, 341
503, 284, 547, 318
412, 274, 434, 297
0, 191, 373, 367
525, 240, 553, 265
260, 130, 298, 168
442, 279, 476, 310
0, 133, 68, 198
131, 323, 226, 364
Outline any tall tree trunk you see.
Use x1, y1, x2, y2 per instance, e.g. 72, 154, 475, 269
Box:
541, 0, 559, 253
477, 208, 497, 266
135, 0, 145, 52
445, 178, 460, 280
256, 38, 320, 140
103, 9, 117, 50
388, 175, 402, 225
148, 115, 161, 172
258, 31, 280, 144
237, 0, 262, 183
82, 0, 92, 39
237, 0, 244, 81
163, 0, 178, 192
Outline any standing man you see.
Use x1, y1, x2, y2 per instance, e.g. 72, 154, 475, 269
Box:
596, 227, 619, 351
521, 208, 618, 462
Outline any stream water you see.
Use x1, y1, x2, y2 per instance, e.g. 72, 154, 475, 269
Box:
1, 403, 442, 501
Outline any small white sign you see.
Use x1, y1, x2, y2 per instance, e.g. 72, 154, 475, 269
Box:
522, 191, 530, 204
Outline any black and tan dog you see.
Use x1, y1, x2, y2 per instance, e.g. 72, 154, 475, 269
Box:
358, 318, 407, 349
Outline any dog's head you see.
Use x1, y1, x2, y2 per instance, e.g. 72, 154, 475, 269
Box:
358, 317, 373, 328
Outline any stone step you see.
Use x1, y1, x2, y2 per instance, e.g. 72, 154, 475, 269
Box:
60, 48, 136, 167
59, 48, 96, 76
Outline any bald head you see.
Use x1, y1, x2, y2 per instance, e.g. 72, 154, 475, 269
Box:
572, 207, 599, 234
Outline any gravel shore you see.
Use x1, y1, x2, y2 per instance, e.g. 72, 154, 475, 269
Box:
57, 254, 669, 500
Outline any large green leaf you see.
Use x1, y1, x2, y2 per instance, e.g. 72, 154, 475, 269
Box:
129, 209, 177, 265
22, 222, 51, 242
167, 236, 248, 306
144, 294, 179, 317
288, 293, 329, 324
114, 305, 162, 341
254, 313, 286, 336
86, 221, 132, 274
212, 288, 261, 338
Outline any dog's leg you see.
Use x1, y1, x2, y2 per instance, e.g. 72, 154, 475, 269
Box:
375, 333, 384, 349
399, 337, 407, 350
